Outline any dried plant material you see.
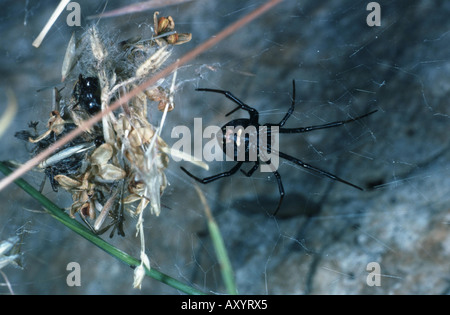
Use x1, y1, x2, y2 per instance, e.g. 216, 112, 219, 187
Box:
32, 0, 71, 48
135, 46, 170, 78
161, 146, 209, 170
90, 143, 113, 165
98, 164, 127, 181
0, 236, 20, 270
17, 15, 194, 278
133, 250, 150, 289
0, 89, 17, 139
172, 32, 192, 45
153, 12, 192, 46
89, 26, 108, 64
0, 234, 21, 295
145, 86, 175, 112
54, 174, 81, 189
93, 190, 118, 232
28, 111, 66, 143
61, 33, 77, 82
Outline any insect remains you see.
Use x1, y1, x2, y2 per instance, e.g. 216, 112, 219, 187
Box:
15, 114, 102, 192
72, 74, 101, 114
15, 13, 192, 242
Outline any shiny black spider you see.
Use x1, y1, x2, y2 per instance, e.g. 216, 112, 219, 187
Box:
181, 80, 377, 215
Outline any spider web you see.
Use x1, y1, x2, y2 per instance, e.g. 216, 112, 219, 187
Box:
1, 0, 449, 295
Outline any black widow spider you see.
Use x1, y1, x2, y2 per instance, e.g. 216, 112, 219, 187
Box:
181, 80, 377, 215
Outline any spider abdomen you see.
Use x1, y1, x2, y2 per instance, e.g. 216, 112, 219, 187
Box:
219, 118, 260, 162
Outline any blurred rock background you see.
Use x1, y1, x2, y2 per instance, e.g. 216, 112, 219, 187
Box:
0, 0, 449, 294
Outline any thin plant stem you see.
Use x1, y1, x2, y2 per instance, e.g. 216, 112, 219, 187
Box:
194, 185, 237, 295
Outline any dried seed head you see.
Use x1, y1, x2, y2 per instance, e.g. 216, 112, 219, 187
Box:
153, 11, 191, 46
54, 174, 82, 189
90, 143, 113, 165
61, 32, 77, 82
157, 15, 175, 34
166, 33, 179, 45
97, 164, 126, 181
89, 25, 107, 63
135, 46, 170, 78
128, 127, 155, 147
173, 33, 192, 45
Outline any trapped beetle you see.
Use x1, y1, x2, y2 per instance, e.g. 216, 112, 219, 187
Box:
72, 74, 101, 114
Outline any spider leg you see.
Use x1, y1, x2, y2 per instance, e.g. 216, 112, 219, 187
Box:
109, 186, 126, 238
180, 162, 244, 184
279, 109, 377, 134
196, 88, 258, 121
271, 170, 284, 216
237, 160, 284, 216
240, 160, 284, 216
278, 151, 363, 190
277, 79, 296, 127
240, 161, 260, 177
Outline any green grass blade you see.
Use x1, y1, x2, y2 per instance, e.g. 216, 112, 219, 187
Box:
194, 185, 237, 295
207, 214, 238, 294
0, 161, 205, 295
